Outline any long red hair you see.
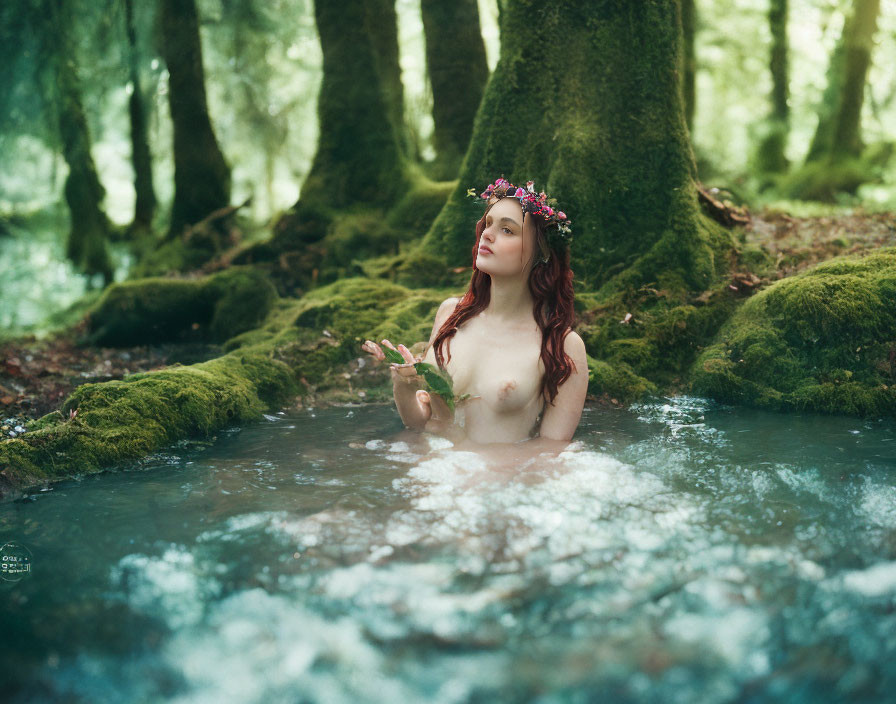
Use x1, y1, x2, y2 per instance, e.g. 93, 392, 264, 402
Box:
431, 199, 577, 407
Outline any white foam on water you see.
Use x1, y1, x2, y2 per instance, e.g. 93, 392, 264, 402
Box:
160, 588, 426, 704
859, 479, 896, 528
838, 561, 896, 597
663, 605, 770, 677
108, 545, 221, 630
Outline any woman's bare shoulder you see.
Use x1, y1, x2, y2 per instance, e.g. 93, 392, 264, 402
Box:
435, 296, 461, 322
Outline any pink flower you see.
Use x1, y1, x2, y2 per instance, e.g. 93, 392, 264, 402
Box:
558, 212, 566, 220
514, 187, 525, 197
545, 207, 554, 216
481, 193, 489, 199
487, 183, 495, 191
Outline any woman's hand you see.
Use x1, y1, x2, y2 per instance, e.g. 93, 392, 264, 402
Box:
362, 338, 421, 383
361, 338, 458, 437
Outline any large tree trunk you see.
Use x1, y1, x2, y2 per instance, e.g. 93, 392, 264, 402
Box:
421, 0, 732, 292
124, 0, 156, 232
160, 0, 231, 240
420, 0, 489, 179
270, 0, 411, 249
754, 0, 789, 175
49, 1, 114, 286
805, 0, 880, 164
680, 0, 696, 135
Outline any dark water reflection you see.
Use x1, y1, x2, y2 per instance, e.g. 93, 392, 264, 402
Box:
1, 398, 894, 702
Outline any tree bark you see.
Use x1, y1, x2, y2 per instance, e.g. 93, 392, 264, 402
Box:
124, 0, 156, 232
160, 0, 231, 239
422, 0, 732, 292
266, 0, 412, 253
680, 0, 696, 135
420, 0, 489, 179
49, 1, 114, 286
805, 0, 880, 164
754, 0, 789, 174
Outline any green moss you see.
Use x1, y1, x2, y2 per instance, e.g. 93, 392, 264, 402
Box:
0, 349, 297, 493
690, 249, 896, 417
587, 355, 657, 403
386, 178, 455, 236
395, 249, 466, 288
780, 157, 873, 202
421, 1, 736, 292
86, 267, 277, 346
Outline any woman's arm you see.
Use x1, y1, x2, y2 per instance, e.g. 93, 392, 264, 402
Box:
537, 330, 589, 442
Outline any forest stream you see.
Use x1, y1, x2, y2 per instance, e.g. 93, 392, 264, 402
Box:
2, 397, 894, 702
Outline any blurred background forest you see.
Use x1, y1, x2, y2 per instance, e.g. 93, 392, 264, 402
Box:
0, 0, 894, 333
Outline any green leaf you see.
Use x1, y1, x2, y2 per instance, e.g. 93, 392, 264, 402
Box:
382, 346, 406, 364
414, 361, 456, 412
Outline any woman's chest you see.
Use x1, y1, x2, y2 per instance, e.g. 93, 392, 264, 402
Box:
444, 323, 545, 413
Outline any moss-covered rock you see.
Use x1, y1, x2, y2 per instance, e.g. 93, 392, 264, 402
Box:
690, 249, 896, 416
85, 267, 277, 346
575, 275, 745, 399
0, 349, 297, 498
587, 355, 657, 404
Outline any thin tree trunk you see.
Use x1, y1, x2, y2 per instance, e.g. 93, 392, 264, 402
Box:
420, 0, 489, 179
124, 0, 156, 231
680, 0, 696, 135
755, 0, 789, 174
422, 0, 732, 292
160, 0, 231, 239
49, 1, 114, 286
805, 0, 880, 164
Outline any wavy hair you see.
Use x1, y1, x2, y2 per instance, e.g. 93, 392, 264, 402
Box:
431, 199, 577, 407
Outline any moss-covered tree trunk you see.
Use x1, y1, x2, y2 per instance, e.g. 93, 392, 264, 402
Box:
50, 1, 114, 286
367, 0, 411, 160
754, 0, 789, 175
268, 0, 412, 251
420, 0, 489, 179
421, 0, 732, 292
680, 0, 696, 135
160, 0, 231, 240
124, 0, 156, 232
805, 0, 880, 164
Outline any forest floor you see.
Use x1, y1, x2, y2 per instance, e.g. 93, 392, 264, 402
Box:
1, 208, 895, 432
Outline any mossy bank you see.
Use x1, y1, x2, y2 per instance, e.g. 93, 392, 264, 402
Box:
691, 248, 896, 416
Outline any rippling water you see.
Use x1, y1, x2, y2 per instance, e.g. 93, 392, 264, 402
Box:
1, 398, 894, 702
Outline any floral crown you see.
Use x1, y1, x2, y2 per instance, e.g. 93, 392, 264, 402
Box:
466, 177, 572, 243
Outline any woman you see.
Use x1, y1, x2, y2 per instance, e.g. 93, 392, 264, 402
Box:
362, 178, 588, 447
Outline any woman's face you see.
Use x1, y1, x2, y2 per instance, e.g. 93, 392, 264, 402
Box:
475, 196, 537, 278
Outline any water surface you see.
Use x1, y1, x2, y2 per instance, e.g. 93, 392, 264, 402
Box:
1, 398, 895, 702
